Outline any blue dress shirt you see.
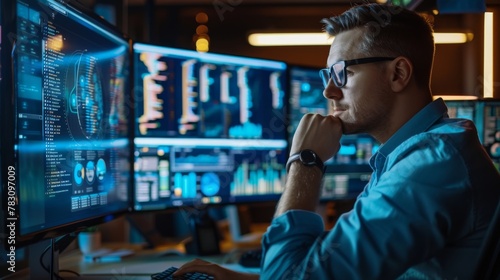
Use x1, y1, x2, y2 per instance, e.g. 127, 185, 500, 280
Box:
261, 98, 500, 280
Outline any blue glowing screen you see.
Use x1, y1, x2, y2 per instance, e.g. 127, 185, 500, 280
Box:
133, 43, 288, 211
11, 0, 131, 237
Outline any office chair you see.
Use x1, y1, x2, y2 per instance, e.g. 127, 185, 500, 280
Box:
473, 200, 500, 280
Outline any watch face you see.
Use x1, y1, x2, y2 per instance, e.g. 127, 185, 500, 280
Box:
300, 150, 317, 165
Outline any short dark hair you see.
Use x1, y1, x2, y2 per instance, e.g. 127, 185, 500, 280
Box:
321, 4, 435, 89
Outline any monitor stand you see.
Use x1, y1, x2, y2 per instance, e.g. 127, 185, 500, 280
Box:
128, 209, 223, 256
226, 205, 263, 245
184, 209, 221, 256
126, 211, 192, 253
28, 234, 77, 279
126, 213, 167, 249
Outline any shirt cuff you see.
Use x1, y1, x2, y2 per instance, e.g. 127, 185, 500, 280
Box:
267, 210, 325, 238
261, 210, 325, 276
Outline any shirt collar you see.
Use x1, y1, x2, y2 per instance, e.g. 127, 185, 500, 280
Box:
376, 98, 448, 158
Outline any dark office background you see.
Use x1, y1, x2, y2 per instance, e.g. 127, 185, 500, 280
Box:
79, 0, 500, 99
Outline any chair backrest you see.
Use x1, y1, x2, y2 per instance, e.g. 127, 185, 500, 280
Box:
473, 200, 500, 280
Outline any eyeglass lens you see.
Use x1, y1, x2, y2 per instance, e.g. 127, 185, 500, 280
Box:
332, 62, 345, 87
320, 57, 395, 88
320, 61, 345, 88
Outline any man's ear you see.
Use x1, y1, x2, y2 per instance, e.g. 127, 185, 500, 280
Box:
389, 57, 413, 92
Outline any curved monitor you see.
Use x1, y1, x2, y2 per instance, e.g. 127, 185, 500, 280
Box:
445, 98, 500, 171
444, 98, 500, 172
132, 43, 289, 211
1, 0, 132, 248
288, 65, 378, 200
475, 99, 500, 172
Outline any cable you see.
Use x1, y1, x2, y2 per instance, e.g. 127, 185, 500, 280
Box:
59, 269, 81, 277
39, 243, 52, 275
40, 240, 64, 280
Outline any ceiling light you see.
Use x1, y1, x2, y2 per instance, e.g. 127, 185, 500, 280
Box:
433, 32, 473, 44
248, 33, 334, 46
433, 95, 478, 101
248, 32, 473, 46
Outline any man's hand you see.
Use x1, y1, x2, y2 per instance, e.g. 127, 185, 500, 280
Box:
274, 113, 343, 217
290, 113, 343, 163
173, 258, 259, 280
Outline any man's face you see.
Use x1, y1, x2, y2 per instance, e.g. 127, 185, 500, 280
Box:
324, 28, 394, 135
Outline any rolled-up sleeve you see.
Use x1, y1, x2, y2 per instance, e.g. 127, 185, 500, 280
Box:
261, 210, 325, 278
260, 133, 474, 280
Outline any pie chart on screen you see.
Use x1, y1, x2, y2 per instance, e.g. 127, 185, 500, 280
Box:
200, 172, 220, 197
74, 163, 84, 185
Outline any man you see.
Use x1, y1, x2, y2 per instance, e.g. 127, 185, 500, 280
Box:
174, 3, 500, 279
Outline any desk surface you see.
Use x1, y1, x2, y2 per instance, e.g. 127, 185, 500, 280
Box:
58, 242, 261, 279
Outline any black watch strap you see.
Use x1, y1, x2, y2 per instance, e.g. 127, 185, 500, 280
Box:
286, 149, 326, 174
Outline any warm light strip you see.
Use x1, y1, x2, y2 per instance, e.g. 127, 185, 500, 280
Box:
433, 33, 473, 44
483, 12, 494, 98
433, 95, 479, 101
248, 33, 334, 46
248, 32, 473, 46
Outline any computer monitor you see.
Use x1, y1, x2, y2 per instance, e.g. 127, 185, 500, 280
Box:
1, 0, 132, 250
288, 65, 378, 200
443, 99, 477, 121
133, 43, 288, 212
475, 99, 500, 171
442, 98, 500, 171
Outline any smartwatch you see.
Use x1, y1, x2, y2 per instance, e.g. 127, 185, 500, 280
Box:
286, 149, 326, 174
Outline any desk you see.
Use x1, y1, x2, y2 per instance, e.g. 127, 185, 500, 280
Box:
58, 242, 261, 279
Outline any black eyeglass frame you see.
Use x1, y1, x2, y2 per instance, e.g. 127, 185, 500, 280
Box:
319, 57, 396, 88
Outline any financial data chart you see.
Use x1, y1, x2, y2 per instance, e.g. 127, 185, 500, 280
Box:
444, 100, 477, 121
133, 43, 288, 211
13, 0, 131, 236
289, 66, 378, 200
443, 99, 500, 171
475, 100, 500, 171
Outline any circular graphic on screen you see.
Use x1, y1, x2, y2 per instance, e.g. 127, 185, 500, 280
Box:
73, 163, 84, 185
200, 172, 220, 197
490, 143, 500, 158
65, 52, 104, 141
86, 161, 96, 184
96, 158, 106, 181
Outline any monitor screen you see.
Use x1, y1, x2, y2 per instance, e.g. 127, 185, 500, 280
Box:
475, 99, 500, 171
1, 0, 132, 247
442, 98, 500, 171
133, 43, 288, 211
288, 65, 378, 200
444, 99, 477, 121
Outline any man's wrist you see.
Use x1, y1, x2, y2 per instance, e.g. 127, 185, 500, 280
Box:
286, 149, 326, 174
287, 160, 325, 176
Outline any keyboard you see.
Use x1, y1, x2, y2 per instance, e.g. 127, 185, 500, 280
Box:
238, 248, 262, 268
151, 266, 214, 280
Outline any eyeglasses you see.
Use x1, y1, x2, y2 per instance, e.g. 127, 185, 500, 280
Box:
319, 57, 396, 88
